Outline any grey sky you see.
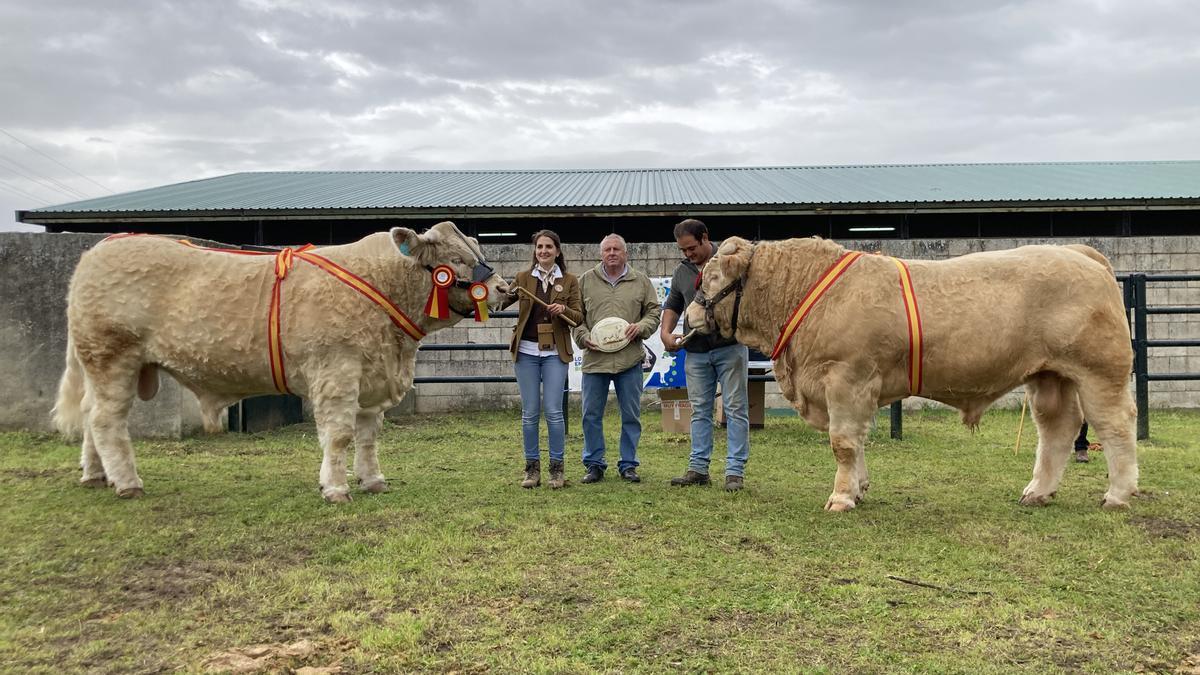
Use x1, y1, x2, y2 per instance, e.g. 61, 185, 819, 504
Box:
3, 0, 1199, 231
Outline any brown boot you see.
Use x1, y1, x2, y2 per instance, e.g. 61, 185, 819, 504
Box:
670, 470, 711, 487
548, 460, 566, 489
521, 460, 541, 488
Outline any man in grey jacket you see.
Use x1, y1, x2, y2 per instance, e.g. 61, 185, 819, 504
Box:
572, 234, 662, 484
660, 219, 750, 491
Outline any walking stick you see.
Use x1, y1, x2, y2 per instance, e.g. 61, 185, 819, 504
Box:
514, 285, 578, 327
1014, 391, 1029, 454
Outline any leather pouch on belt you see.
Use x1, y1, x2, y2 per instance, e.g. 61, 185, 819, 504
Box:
537, 323, 555, 351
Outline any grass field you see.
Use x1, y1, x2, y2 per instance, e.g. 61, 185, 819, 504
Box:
1, 406, 1198, 673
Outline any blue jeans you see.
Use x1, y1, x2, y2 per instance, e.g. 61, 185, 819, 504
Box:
580, 363, 643, 473
514, 352, 569, 462
685, 344, 750, 477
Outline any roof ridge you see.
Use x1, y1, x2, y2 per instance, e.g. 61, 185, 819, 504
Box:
230, 159, 1200, 178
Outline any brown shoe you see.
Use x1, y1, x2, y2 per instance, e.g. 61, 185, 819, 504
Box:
521, 460, 541, 488
548, 460, 566, 489
670, 470, 711, 487
724, 475, 744, 492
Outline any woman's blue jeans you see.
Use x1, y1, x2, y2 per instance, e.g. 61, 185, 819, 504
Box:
514, 352, 569, 462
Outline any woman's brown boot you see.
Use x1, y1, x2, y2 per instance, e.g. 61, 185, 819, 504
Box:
548, 460, 566, 489
521, 460, 541, 488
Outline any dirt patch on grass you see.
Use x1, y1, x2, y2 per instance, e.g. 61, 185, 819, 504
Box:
0, 466, 74, 481
736, 535, 776, 557
201, 638, 353, 673
1130, 516, 1200, 539
112, 559, 230, 611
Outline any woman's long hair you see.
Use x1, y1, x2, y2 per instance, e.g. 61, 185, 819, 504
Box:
529, 229, 567, 273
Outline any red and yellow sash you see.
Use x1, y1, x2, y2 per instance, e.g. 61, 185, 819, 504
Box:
769, 250, 925, 396
888, 257, 924, 395
770, 251, 863, 360
101, 234, 425, 394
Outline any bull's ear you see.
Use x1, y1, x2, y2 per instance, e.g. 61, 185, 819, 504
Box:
718, 241, 751, 278
390, 227, 421, 257
718, 252, 741, 278
717, 239, 741, 256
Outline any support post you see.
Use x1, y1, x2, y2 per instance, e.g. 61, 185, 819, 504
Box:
1131, 274, 1150, 440
890, 400, 903, 440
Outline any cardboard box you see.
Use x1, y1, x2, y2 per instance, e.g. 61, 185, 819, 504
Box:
658, 387, 692, 434
715, 380, 766, 429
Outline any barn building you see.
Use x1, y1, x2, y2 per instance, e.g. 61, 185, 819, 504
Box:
6, 160, 1199, 436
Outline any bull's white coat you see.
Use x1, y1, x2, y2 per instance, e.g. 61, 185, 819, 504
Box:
53, 222, 509, 502
687, 236, 1139, 511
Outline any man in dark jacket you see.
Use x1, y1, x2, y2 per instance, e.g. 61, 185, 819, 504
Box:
660, 219, 750, 491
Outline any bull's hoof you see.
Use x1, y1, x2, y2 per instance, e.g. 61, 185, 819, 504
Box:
1019, 493, 1052, 507
80, 476, 108, 488
116, 487, 145, 499
323, 490, 353, 504
360, 480, 390, 494
824, 497, 856, 512
1101, 495, 1131, 510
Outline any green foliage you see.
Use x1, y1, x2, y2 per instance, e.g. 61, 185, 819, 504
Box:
1, 409, 1198, 673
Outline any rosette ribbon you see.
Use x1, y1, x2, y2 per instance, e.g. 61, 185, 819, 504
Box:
425, 265, 455, 319
469, 282, 489, 322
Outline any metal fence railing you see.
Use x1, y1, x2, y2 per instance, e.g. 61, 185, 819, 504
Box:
1120, 273, 1200, 439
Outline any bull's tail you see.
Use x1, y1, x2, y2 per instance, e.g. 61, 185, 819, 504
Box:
1065, 244, 1116, 276
52, 335, 87, 439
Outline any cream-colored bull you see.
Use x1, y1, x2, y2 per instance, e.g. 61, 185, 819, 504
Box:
686, 236, 1138, 511
53, 221, 509, 502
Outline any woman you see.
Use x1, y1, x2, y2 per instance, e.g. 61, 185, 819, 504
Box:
506, 230, 583, 488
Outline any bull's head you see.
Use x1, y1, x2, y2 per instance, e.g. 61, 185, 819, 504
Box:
685, 236, 755, 339
391, 221, 511, 315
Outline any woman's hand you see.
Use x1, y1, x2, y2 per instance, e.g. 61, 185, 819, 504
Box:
546, 302, 565, 317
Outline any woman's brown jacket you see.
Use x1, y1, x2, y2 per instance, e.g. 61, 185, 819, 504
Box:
505, 268, 584, 364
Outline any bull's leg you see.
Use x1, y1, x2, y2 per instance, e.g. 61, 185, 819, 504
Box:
312, 389, 360, 504
854, 436, 870, 499
1020, 373, 1082, 506
823, 371, 879, 512
197, 394, 239, 434
354, 410, 389, 493
79, 422, 107, 487
796, 396, 830, 433
76, 384, 107, 486
1079, 382, 1139, 509
86, 367, 144, 498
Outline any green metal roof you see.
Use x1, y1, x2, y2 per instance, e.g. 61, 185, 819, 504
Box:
21, 160, 1200, 216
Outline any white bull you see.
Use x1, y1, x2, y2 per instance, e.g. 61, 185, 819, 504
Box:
53, 221, 509, 502
686, 236, 1138, 512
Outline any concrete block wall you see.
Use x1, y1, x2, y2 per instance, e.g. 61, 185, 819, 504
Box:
0, 233, 208, 437
2, 232, 1197, 438
414, 234, 1200, 414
